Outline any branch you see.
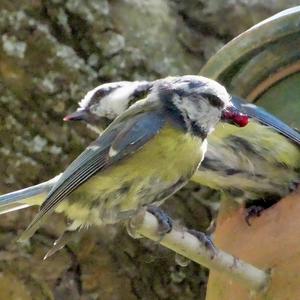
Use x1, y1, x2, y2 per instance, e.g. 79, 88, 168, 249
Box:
129, 210, 270, 292
0, 178, 270, 291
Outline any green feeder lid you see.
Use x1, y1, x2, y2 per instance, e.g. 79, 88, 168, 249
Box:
200, 6, 300, 128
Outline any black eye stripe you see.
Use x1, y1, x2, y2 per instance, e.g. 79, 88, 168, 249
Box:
128, 83, 152, 106
172, 90, 224, 109
200, 93, 224, 109
89, 86, 120, 106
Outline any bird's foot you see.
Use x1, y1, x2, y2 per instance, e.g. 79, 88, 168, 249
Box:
245, 205, 264, 226
126, 206, 172, 240
188, 229, 216, 258
147, 205, 173, 236
289, 180, 300, 193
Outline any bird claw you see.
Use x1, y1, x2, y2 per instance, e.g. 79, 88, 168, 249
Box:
188, 229, 216, 258
245, 205, 264, 226
147, 206, 173, 236
289, 180, 300, 193
126, 207, 172, 240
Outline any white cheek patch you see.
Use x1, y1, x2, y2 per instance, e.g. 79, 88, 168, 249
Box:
90, 81, 149, 119
78, 82, 127, 111
173, 94, 222, 134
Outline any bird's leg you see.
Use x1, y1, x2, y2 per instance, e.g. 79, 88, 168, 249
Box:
245, 206, 264, 226
129, 206, 216, 260
146, 205, 173, 235
244, 195, 282, 226
187, 229, 216, 258
289, 180, 300, 193
126, 206, 173, 240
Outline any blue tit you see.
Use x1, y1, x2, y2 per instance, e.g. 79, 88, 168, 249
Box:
63, 80, 152, 134
64, 79, 300, 202
1, 77, 298, 215
194, 97, 300, 203
17, 76, 244, 247
0, 81, 154, 215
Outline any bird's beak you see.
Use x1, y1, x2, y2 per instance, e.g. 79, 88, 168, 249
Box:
221, 105, 249, 127
63, 109, 88, 122
63, 109, 111, 133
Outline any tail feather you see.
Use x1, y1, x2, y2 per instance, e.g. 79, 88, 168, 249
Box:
0, 174, 61, 214
232, 96, 300, 145
0, 203, 32, 215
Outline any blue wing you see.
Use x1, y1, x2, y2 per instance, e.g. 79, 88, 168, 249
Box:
232, 96, 300, 145
19, 103, 165, 242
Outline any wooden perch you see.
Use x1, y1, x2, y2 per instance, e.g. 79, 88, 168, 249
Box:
129, 210, 270, 292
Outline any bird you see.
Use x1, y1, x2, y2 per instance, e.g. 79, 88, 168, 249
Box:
0, 81, 154, 215
1, 76, 299, 216
63, 80, 153, 134
64, 78, 300, 203
62, 79, 300, 225
14, 75, 245, 257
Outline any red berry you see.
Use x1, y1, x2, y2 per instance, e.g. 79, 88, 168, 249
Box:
233, 113, 249, 127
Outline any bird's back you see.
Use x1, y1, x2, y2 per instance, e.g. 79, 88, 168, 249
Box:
193, 121, 300, 200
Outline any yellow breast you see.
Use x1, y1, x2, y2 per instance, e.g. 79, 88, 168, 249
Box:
57, 122, 205, 227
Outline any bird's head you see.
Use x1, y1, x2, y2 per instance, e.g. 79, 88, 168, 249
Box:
64, 76, 248, 135
64, 81, 152, 133
149, 75, 248, 138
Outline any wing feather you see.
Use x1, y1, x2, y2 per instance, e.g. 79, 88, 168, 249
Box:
232, 96, 300, 145
19, 105, 165, 241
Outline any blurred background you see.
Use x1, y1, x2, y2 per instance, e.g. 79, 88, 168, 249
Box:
0, 1, 298, 299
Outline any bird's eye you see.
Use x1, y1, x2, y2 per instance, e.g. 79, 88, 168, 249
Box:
200, 93, 224, 109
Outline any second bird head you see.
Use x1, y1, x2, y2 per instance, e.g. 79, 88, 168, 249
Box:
64, 75, 248, 133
